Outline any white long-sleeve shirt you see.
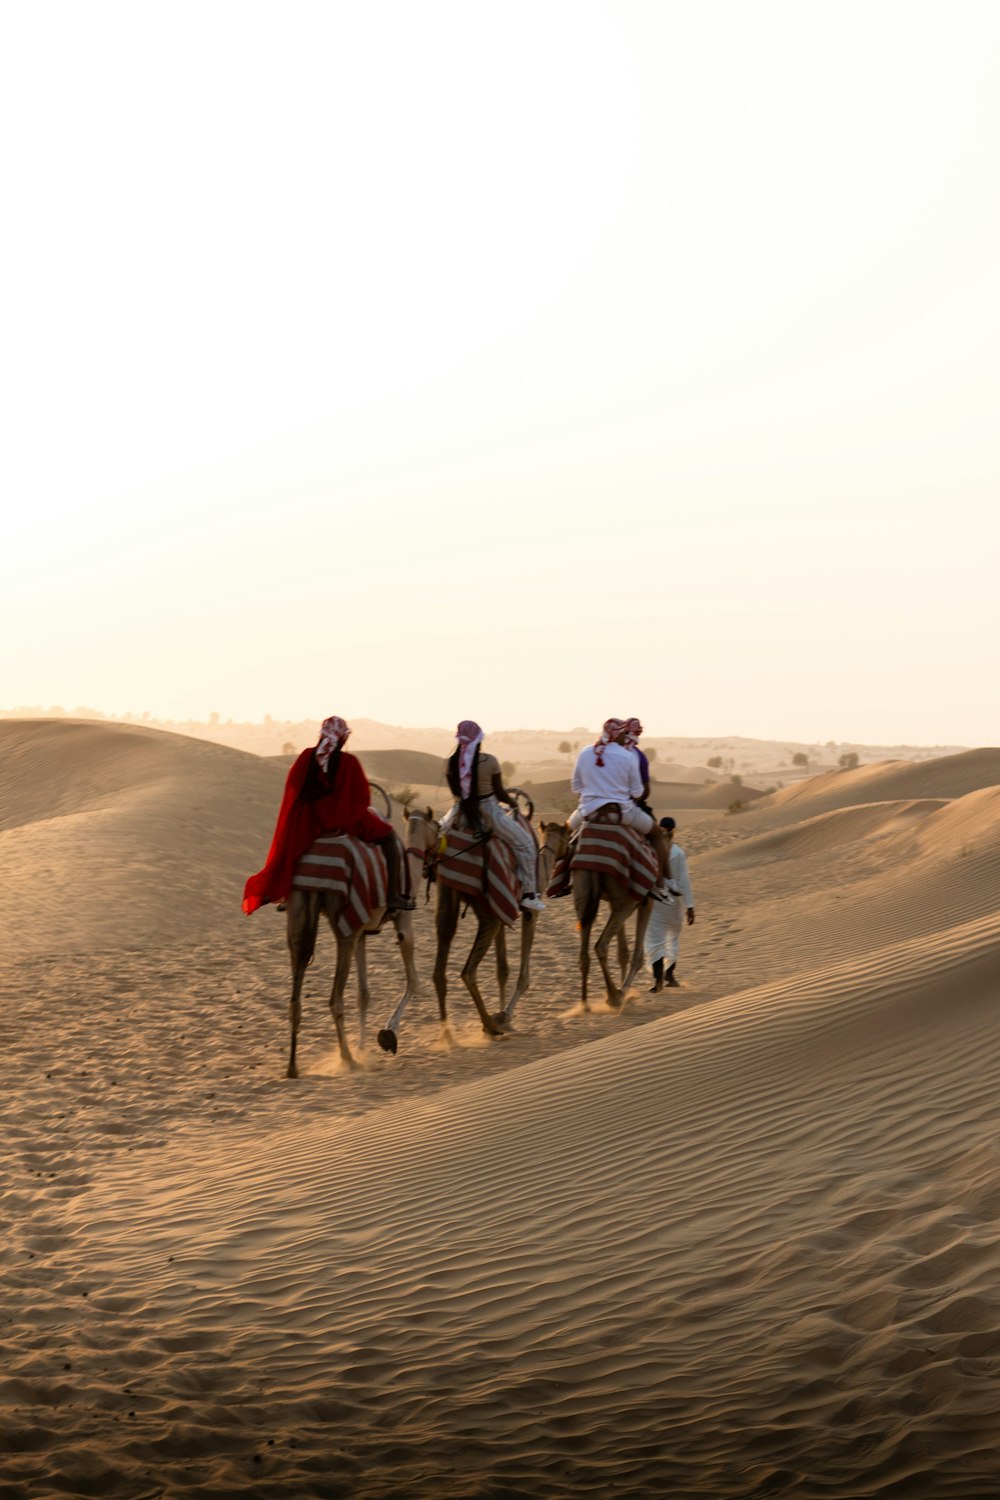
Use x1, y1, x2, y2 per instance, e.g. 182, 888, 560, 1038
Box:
571, 742, 644, 815
665, 844, 694, 908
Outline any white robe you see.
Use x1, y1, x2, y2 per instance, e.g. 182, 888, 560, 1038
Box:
645, 845, 693, 966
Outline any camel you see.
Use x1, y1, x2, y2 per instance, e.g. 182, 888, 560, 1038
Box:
285, 787, 419, 1077
432, 796, 539, 1036
571, 814, 655, 1010
540, 816, 633, 978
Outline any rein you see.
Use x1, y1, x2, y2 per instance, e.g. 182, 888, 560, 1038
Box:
405, 815, 493, 906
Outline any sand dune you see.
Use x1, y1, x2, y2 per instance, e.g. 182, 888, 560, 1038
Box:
524, 774, 765, 819
752, 747, 1000, 822
62, 914, 1000, 1496
4, 719, 1000, 1496
0, 720, 285, 957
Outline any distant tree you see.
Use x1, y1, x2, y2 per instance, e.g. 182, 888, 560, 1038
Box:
707, 755, 723, 769
501, 761, 517, 780
646, 747, 658, 765
792, 752, 809, 771
838, 751, 860, 771
558, 739, 572, 763
730, 773, 742, 787
281, 741, 296, 755
726, 799, 745, 815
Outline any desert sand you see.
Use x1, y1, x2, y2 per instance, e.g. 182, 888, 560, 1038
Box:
3, 719, 1000, 1497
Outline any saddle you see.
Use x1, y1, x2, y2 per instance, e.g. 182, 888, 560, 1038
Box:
436, 828, 520, 928
546, 819, 657, 903
584, 802, 624, 825
291, 833, 395, 935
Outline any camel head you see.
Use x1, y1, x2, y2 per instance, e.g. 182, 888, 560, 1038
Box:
538, 820, 571, 858
403, 805, 440, 856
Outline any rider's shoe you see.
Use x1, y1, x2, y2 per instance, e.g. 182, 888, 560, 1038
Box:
387, 895, 417, 912
650, 888, 674, 904
520, 893, 546, 912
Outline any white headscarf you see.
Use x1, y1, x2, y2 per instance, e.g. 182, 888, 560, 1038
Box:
456, 720, 485, 798
316, 716, 350, 773
593, 717, 626, 768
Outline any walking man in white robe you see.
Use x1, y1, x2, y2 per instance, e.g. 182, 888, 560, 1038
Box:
646, 816, 695, 990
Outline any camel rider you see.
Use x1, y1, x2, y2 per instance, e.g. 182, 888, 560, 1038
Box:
622, 715, 655, 820
569, 718, 671, 882
242, 716, 415, 915
440, 720, 545, 913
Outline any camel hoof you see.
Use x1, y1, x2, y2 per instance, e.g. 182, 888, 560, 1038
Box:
607, 992, 623, 1010
377, 1028, 398, 1055
286, 1064, 299, 1080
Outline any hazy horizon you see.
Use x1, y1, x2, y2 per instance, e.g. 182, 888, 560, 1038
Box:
4, 0, 998, 745
0, 702, 973, 755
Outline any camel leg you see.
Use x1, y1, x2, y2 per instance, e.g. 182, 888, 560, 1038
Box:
378, 910, 419, 1056
355, 934, 370, 1052
617, 923, 630, 981
329, 928, 361, 1069
579, 920, 595, 1010
503, 909, 536, 1022
595, 901, 634, 1009
434, 886, 460, 1026
620, 899, 653, 997
494, 926, 510, 1019
574, 874, 601, 1013
285, 890, 319, 1079
461, 912, 504, 1035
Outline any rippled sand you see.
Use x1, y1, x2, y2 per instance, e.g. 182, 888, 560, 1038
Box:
3, 720, 1000, 1497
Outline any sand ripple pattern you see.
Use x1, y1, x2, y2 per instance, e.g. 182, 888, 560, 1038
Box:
4, 725, 1000, 1496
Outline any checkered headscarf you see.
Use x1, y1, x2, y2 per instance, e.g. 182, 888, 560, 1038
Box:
316, 716, 350, 773
593, 718, 626, 767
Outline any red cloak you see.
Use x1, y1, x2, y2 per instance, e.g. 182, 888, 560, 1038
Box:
242, 748, 392, 914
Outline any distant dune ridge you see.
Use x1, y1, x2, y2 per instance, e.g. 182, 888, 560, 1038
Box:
3, 718, 1000, 1496
0, 719, 286, 957
752, 748, 1000, 820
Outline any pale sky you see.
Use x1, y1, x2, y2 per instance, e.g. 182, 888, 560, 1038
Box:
2, 0, 998, 744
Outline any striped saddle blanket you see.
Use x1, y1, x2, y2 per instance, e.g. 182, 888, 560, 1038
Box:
437, 828, 520, 928
292, 834, 389, 936
546, 823, 658, 903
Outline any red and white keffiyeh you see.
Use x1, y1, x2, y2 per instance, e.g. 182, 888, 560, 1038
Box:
456, 720, 484, 798
622, 717, 643, 750
593, 717, 626, 767
316, 715, 351, 773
